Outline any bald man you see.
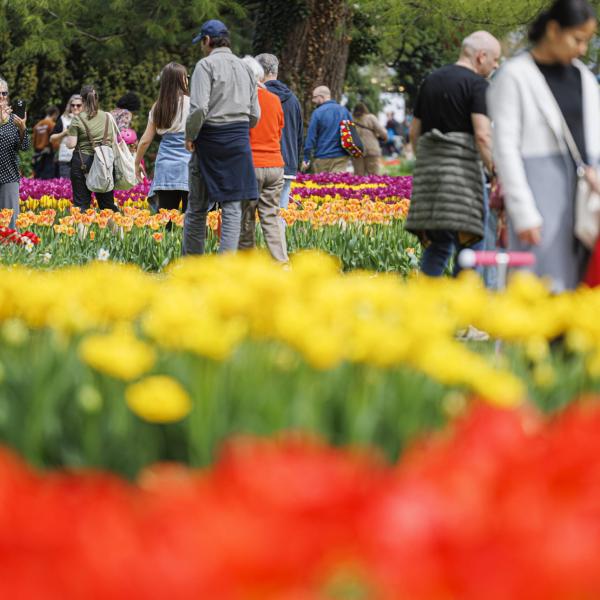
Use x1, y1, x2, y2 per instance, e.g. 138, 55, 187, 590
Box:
303, 85, 352, 173
406, 30, 502, 278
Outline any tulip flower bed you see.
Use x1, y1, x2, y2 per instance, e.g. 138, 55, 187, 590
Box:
1, 251, 600, 476
8, 175, 419, 272
3, 402, 600, 599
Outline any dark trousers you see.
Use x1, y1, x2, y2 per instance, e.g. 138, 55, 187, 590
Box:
70, 153, 118, 211
420, 230, 469, 277
33, 151, 55, 180
420, 174, 490, 279
157, 190, 188, 213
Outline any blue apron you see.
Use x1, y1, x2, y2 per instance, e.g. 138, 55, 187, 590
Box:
149, 132, 190, 196
194, 122, 257, 203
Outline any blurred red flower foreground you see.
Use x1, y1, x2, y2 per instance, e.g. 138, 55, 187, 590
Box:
2, 403, 600, 599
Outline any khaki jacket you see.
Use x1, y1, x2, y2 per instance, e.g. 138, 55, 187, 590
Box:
354, 114, 387, 157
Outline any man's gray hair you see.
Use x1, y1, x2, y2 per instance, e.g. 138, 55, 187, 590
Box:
242, 55, 265, 82
0, 77, 8, 91
255, 53, 279, 77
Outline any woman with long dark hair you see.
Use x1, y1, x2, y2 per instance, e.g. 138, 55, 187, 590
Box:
65, 84, 118, 211
135, 62, 190, 213
489, 0, 598, 291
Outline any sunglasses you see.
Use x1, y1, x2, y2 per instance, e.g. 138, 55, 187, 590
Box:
71, 103, 82, 107
0, 91, 8, 97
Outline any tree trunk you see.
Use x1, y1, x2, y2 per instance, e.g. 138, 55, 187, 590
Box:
253, 0, 352, 117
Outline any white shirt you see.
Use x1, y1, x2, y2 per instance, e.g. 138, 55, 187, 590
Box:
58, 115, 74, 162
149, 95, 190, 135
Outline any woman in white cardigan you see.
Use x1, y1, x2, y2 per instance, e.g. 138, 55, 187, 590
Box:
489, 0, 598, 291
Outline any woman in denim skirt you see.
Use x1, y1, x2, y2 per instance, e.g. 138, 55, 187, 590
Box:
135, 63, 190, 214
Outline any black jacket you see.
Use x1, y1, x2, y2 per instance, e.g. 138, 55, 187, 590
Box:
265, 80, 303, 176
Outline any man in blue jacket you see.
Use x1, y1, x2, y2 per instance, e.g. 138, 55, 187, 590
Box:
255, 53, 303, 208
303, 86, 351, 173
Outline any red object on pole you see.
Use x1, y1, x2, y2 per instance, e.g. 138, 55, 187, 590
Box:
584, 240, 600, 287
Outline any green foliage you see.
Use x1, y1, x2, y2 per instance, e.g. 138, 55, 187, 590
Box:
361, 0, 549, 104
252, 0, 310, 57
344, 65, 383, 116
0, 0, 246, 122
1, 216, 421, 274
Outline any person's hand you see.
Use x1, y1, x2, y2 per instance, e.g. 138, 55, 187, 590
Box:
135, 163, 144, 183
0, 105, 12, 123
518, 227, 542, 246
585, 166, 600, 195
185, 140, 195, 153
13, 112, 26, 134
301, 160, 310, 172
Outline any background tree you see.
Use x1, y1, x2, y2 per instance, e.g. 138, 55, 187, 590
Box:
0, 0, 245, 122
2, 0, 600, 129
372, 0, 600, 107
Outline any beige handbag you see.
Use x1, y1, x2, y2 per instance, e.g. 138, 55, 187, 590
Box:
108, 115, 137, 191
557, 112, 600, 250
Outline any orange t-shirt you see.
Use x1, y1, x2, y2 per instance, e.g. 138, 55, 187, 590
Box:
250, 87, 284, 168
32, 117, 56, 151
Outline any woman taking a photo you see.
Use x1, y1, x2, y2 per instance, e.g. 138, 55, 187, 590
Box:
50, 94, 83, 179
489, 0, 599, 291
0, 77, 29, 228
135, 62, 190, 213
65, 84, 118, 211
352, 102, 387, 176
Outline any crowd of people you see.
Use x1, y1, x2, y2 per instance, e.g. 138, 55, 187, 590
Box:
1, 0, 599, 286
407, 0, 600, 292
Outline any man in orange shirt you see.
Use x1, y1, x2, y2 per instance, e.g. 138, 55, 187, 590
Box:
238, 56, 288, 263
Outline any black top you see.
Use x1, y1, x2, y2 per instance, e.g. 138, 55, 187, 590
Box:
0, 114, 30, 184
535, 61, 586, 164
52, 119, 64, 135
414, 64, 489, 135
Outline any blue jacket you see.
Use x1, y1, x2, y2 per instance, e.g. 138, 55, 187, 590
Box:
264, 80, 303, 176
304, 100, 352, 161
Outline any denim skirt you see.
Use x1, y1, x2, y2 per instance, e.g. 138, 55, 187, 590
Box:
149, 132, 190, 196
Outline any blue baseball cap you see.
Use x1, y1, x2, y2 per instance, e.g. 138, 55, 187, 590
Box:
192, 19, 229, 44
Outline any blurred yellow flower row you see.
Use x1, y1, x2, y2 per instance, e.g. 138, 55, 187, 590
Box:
3, 250, 600, 412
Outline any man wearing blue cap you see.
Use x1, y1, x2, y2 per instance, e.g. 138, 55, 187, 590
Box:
183, 19, 261, 255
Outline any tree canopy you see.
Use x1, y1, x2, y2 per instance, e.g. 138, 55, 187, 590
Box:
1, 0, 599, 123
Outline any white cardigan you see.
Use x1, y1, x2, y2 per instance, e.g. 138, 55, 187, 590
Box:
488, 52, 600, 232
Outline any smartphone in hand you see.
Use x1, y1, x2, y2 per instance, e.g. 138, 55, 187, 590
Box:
12, 99, 26, 120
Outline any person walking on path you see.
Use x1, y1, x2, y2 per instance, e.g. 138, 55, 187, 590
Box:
0, 77, 29, 228
238, 57, 288, 263
384, 112, 402, 156
32, 105, 59, 179
184, 19, 260, 255
65, 84, 118, 212
351, 102, 387, 175
406, 31, 501, 277
135, 62, 190, 214
255, 53, 303, 208
50, 95, 83, 179
303, 86, 351, 174
489, 0, 599, 292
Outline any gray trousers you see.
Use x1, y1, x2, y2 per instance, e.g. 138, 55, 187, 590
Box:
0, 181, 20, 228
239, 167, 288, 263
183, 152, 242, 255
